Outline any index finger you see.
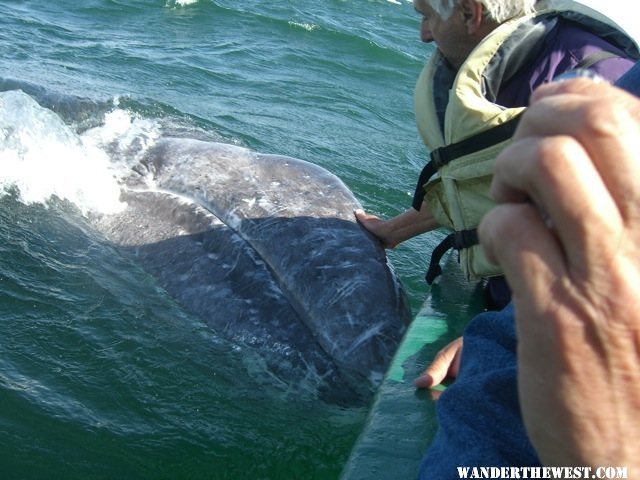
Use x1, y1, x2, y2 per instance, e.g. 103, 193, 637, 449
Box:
498, 80, 640, 226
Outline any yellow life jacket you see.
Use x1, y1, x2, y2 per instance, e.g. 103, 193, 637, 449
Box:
413, 1, 639, 283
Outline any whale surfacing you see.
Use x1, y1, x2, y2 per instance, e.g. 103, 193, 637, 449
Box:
92, 138, 412, 403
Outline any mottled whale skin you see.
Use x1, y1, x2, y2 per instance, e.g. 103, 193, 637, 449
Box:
92, 138, 412, 403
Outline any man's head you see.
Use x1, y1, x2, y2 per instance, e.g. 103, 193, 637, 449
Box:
422, 0, 536, 23
414, 0, 536, 68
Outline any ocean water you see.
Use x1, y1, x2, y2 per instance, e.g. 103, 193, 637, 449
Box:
0, 1, 439, 478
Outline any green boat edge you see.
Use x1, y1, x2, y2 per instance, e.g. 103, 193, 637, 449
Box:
340, 265, 487, 480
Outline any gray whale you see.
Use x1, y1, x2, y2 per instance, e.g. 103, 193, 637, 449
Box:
92, 138, 411, 403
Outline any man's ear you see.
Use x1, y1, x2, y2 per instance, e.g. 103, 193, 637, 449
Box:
458, 0, 484, 34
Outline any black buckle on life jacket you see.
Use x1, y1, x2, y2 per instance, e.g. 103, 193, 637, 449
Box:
425, 229, 479, 284
411, 114, 523, 211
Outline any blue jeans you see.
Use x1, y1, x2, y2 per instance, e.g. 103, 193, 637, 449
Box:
616, 60, 640, 95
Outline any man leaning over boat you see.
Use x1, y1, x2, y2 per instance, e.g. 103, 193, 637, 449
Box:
354, 0, 638, 477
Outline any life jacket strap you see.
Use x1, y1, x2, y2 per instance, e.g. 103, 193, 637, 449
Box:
575, 50, 621, 69
425, 229, 479, 284
412, 113, 523, 211
411, 52, 618, 213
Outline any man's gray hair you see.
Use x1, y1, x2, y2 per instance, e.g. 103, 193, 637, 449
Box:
427, 0, 537, 23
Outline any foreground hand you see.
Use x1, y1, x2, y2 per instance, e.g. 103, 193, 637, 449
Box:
414, 337, 462, 390
479, 79, 640, 473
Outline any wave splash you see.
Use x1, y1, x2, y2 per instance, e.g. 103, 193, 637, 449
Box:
0, 90, 160, 215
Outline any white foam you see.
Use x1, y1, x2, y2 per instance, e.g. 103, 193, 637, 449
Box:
0, 90, 159, 215
288, 21, 319, 32
81, 103, 161, 180
166, 0, 200, 7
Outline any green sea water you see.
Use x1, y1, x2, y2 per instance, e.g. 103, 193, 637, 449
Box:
0, 1, 441, 478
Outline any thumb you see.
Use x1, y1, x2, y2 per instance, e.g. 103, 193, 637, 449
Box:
414, 337, 463, 389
